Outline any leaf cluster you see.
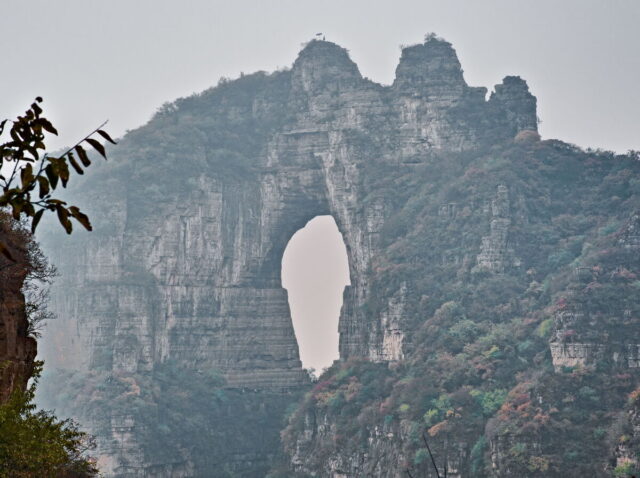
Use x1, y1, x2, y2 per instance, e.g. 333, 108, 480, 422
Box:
0, 98, 115, 259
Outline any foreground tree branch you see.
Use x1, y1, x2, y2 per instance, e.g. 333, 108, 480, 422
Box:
0, 98, 116, 260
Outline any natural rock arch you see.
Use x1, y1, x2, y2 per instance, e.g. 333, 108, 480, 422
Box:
41, 38, 536, 389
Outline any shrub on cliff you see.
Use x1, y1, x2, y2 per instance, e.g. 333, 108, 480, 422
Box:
0, 363, 98, 477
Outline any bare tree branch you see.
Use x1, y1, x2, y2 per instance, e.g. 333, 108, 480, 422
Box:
422, 432, 442, 478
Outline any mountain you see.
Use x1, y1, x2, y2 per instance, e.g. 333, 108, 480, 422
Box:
38, 37, 640, 477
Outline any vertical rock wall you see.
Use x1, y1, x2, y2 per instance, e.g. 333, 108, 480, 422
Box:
0, 217, 38, 403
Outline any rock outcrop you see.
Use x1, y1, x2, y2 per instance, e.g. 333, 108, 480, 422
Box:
476, 185, 520, 272
611, 392, 640, 476
38, 36, 536, 476
0, 216, 38, 403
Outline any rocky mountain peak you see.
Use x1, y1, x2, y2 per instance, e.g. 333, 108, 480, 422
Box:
393, 36, 467, 96
489, 75, 538, 132
291, 39, 362, 93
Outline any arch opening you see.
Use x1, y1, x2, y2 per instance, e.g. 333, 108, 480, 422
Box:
281, 215, 351, 375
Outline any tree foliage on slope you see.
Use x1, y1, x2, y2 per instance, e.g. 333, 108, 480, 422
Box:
282, 136, 640, 477
40, 361, 302, 477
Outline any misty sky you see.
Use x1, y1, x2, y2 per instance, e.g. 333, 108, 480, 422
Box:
3, 0, 639, 372
282, 216, 349, 374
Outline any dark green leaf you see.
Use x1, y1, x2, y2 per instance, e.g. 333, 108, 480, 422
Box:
75, 145, 91, 167
36, 176, 49, 199
45, 164, 59, 189
67, 152, 84, 175
69, 206, 92, 231
85, 138, 106, 158
31, 209, 45, 233
11, 200, 23, 219
49, 157, 70, 186
23, 202, 35, 217
26, 145, 39, 161
56, 205, 72, 234
31, 102, 42, 116
20, 164, 34, 187
97, 129, 117, 144
38, 118, 58, 136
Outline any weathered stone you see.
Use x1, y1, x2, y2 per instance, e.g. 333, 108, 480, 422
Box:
37, 38, 542, 476
549, 342, 607, 370
476, 185, 520, 272
0, 285, 36, 403
612, 400, 640, 475
549, 293, 640, 373
0, 219, 38, 403
618, 211, 640, 249
488, 75, 538, 133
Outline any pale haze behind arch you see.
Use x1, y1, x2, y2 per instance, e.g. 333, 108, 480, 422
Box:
282, 216, 350, 373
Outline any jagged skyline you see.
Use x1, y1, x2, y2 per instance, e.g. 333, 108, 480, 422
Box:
2, 0, 638, 153
5, 1, 638, 374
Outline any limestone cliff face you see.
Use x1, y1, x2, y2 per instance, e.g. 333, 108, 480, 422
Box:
276, 40, 640, 478
611, 393, 640, 476
548, 211, 640, 374
37, 36, 536, 476
488, 76, 538, 133
42, 37, 530, 381
289, 408, 410, 477
288, 406, 471, 478
476, 185, 520, 272
36, 36, 640, 478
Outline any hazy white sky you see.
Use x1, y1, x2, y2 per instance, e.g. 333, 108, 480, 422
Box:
3, 0, 639, 371
282, 216, 349, 373
2, 0, 639, 153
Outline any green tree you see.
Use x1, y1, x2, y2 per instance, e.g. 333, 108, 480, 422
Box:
0, 363, 98, 477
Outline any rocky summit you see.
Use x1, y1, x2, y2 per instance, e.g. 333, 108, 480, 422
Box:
37, 37, 640, 477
